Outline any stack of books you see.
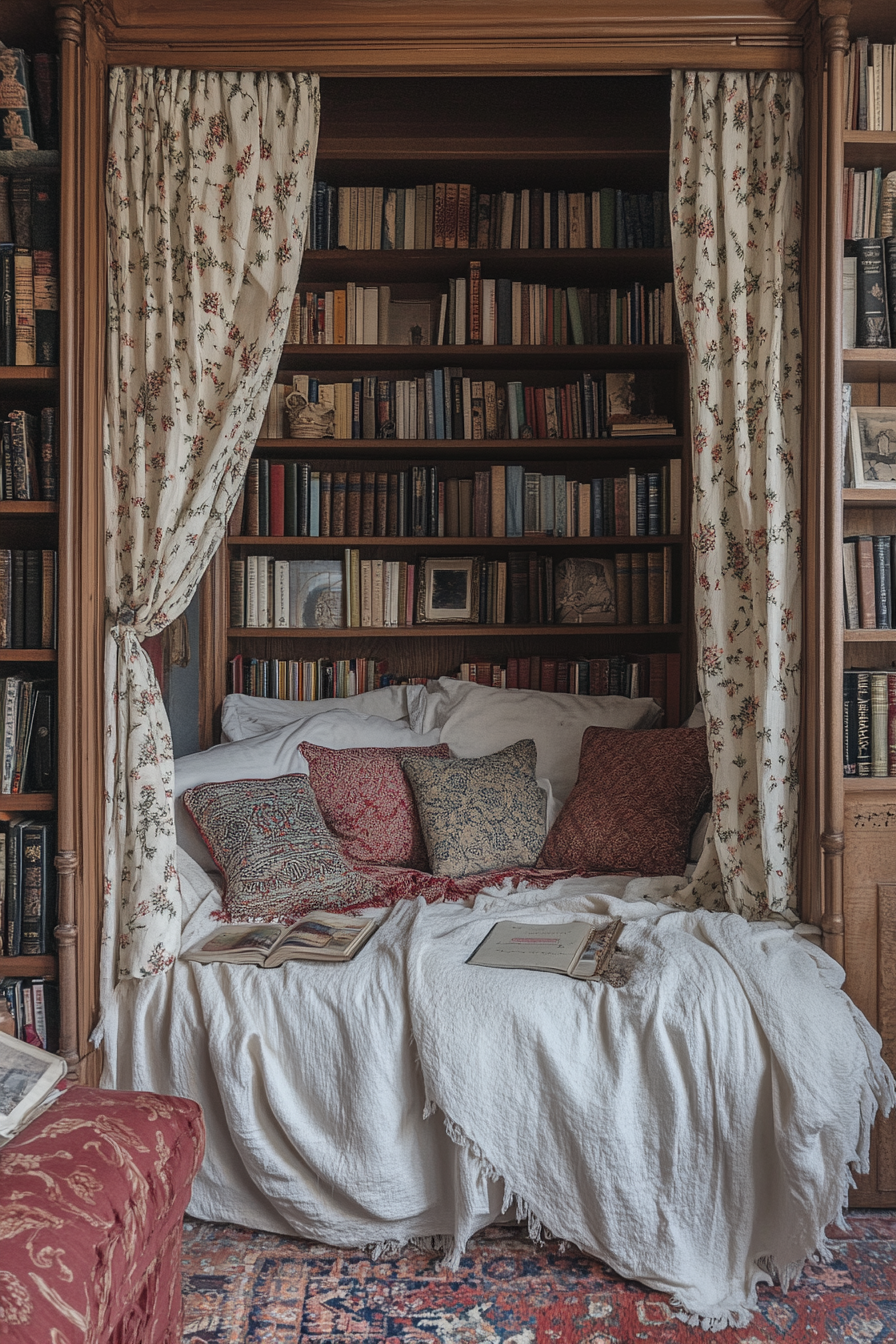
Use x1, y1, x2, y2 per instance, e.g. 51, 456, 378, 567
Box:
843, 534, 896, 630
843, 669, 896, 777
0, 677, 55, 794
0, 550, 57, 649
0, 178, 59, 367
845, 38, 896, 130
0, 816, 55, 956
0, 408, 58, 501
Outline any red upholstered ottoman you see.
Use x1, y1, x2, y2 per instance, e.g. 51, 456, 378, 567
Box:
0, 1086, 205, 1344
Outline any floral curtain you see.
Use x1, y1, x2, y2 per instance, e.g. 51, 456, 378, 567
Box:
669, 71, 803, 920
103, 68, 319, 980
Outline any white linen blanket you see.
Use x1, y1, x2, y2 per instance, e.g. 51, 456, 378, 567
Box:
405, 879, 895, 1329
99, 853, 894, 1331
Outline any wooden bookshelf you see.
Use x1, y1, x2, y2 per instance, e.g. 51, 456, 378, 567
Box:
0, 794, 55, 811
0, 955, 56, 977
0, 649, 57, 661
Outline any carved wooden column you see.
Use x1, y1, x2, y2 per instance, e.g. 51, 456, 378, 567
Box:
52, 0, 84, 1077
818, 0, 851, 968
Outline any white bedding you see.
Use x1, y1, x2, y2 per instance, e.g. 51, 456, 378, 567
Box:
101, 850, 894, 1330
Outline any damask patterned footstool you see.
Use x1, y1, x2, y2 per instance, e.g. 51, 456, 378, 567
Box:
0, 1086, 205, 1343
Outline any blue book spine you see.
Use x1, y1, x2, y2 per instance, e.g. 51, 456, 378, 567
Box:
309, 474, 320, 536
591, 478, 604, 536
647, 472, 661, 536
433, 369, 446, 440
308, 378, 319, 404
507, 381, 520, 439
505, 464, 524, 537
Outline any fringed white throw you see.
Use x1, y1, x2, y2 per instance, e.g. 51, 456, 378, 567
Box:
406, 881, 894, 1330
102, 68, 319, 982
669, 72, 803, 920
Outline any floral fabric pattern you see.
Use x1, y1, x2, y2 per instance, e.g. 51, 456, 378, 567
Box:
184, 774, 376, 923
402, 740, 546, 879
300, 742, 452, 870
103, 68, 319, 980
669, 71, 803, 919
0, 1087, 204, 1342
538, 725, 712, 877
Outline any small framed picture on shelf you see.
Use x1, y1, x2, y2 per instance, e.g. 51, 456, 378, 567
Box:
416, 556, 481, 624
849, 407, 896, 487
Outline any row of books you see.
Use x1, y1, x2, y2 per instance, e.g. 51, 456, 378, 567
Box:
229, 549, 674, 630
261, 370, 675, 443
843, 167, 896, 241
237, 461, 683, 541
0, 977, 58, 1051
843, 237, 896, 349
287, 276, 677, 348
0, 818, 54, 957
0, 176, 59, 366
0, 407, 57, 501
0, 48, 58, 152
0, 550, 57, 650
843, 534, 896, 631
843, 669, 896, 777
228, 650, 681, 722
309, 182, 672, 252
845, 38, 896, 132
0, 678, 55, 795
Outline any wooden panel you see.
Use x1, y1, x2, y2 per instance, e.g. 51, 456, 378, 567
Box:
878, 882, 896, 1193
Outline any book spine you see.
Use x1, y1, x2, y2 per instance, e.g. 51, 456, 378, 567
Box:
857, 535, 877, 628
855, 238, 891, 347
13, 250, 35, 366
874, 534, 892, 628
889, 673, 896, 777
39, 406, 57, 501
20, 823, 49, 955
856, 670, 872, 776
871, 672, 890, 776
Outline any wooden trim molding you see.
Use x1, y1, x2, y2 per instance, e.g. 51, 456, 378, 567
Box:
819, 0, 851, 968
91, 0, 805, 72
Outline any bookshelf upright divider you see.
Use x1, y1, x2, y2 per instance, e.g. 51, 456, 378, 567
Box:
199, 76, 694, 750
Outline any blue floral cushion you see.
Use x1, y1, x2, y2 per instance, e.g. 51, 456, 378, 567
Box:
401, 740, 546, 878
183, 774, 375, 923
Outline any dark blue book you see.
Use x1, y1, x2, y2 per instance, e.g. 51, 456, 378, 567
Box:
505, 465, 524, 538
496, 278, 513, 345
647, 473, 661, 536
635, 474, 648, 536
873, 535, 892, 629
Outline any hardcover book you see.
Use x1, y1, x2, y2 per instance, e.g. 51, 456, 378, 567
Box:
183, 912, 380, 967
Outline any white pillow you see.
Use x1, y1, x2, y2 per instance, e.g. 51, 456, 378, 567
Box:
221, 685, 424, 742
684, 698, 706, 728
174, 711, 441, 872
409, 678, 663, 806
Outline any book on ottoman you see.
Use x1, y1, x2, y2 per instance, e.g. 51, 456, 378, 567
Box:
0, 1032, 65, 1144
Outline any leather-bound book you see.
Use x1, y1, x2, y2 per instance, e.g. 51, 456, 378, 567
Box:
473, 470, 491, 537
855, 238, 890, 348
319, 472, 332, 537
855, 534, 877, 628
11, 549, 25, 647
457, 477, 473, 537
630, 551, 648, 624
31, 180, 58, 366
0, 549, 10, 647
507, 551, 530, 624
434, 182, 447, 247
346, 471, 362, 537
615, 551, 632, 624
871, 671, 889, 777
375, 472, 388, 537
457, 184, 471, 248
361, 470, 376, 537
856, 670, 872, 776
647, 548, 664, 624
245, 461, 260, 535
386, 473, 399, 537
229, 559, 245, 628
331, 471, 347, 537
269, 462, 285, 536
24, 550, 41, 648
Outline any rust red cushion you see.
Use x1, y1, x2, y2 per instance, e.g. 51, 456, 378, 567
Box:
300, 741, 452, 869
0, 1086, 204, 1344
538, 725, 711, 877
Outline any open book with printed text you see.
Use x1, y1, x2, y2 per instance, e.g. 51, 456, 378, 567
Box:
182, 911, 379, 968
466, 917, 623, 979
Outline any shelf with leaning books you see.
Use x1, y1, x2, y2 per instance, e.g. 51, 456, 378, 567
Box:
227, 624, 684, 639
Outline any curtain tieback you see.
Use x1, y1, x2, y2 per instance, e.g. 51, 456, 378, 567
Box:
115, 606, 135, 626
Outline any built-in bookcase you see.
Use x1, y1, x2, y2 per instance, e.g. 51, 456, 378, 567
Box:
199, 76, 695, 747
0, 150, 60, 1015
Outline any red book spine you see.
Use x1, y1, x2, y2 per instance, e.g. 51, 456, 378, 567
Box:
534, 388, 548, 439
269, 463, 285, 536
506, 657, 519, 688
518, 657, 531, 689
556, 659, 569, 694
524, 385, 535, 433
541, 659, 557, 692
559, 387, 571, 439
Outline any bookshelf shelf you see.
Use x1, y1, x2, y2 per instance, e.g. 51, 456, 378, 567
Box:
278, 343, 687, 372
843, 629, 896, 642
254, 436, 684, 460
228, 623, 683, 639
0, 795, 54, 811
844, 776, 896, 792
0, 367, 59, 386
301, 248, 674, 285
0, 150, 59, 175
230, 534, 685, 549
842, 130, 896, 172
0, 955, 56, 978
843, 349, 896, 381
0, 501, 59, 515
843, 488, 896, 504
0, 649, 56, 662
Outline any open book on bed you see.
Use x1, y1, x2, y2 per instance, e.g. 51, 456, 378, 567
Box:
467, 917, 623, 979
182, 912, 379, 967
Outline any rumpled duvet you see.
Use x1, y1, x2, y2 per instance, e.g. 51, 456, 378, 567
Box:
100, 852, 894, 1331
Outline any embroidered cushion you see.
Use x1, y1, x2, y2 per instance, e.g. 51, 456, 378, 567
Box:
183, 774, 375, 922
401, 739, 547, 878
539, 726, 712, 877
300, 741, 452, 869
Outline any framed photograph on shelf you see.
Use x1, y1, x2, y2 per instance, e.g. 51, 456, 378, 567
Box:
416, 556, 481, 624
849, 407, 896, 487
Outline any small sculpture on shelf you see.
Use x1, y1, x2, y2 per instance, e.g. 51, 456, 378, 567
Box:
285, 389, 335, 439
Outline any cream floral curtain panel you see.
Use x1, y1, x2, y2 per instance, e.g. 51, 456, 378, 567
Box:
104, 68, 319, 980
670, 71, 803, 920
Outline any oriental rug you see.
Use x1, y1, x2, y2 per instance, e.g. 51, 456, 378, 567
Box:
181, 1212, 896, 1342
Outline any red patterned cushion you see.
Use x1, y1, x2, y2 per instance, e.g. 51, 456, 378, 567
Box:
539, 726, 711, 877
0, 1086, 204, 1344
300, 742, 451, 869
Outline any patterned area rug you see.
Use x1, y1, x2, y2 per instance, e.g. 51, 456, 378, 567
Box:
181, 1213, 896, 1342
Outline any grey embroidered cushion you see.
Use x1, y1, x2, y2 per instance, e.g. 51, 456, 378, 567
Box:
401, 739, 546, 878
182, 773, 375, 923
